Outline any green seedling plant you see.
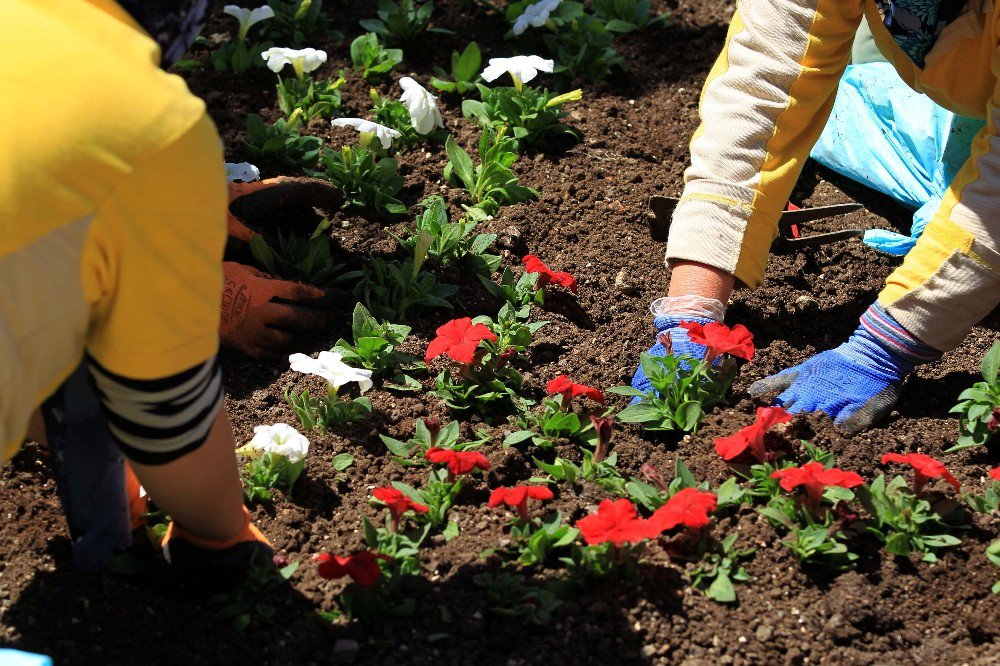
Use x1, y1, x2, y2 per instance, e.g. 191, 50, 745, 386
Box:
211, 555, 299, 632
395, 196, 501, 277
505, 0, 585, 34
592, 0, 670, 32
758, 462, 865, 571
687, 532, 754, 604
393, 448, 492, 535
380, 418, 489, 466
331, 303, 424, 390
428, 304, 544, 412
360, 0, 450, 45
315, 548, 415, 623
250, 217, 346, 287
430, 42, 482, 94
285, 351, 374, 432
857, 475, 965, 562
362, 514, 428, 576
350, 33, 404, 80
966, 470, 1000, 514
505, 376, 604, 449
211, 5, 274, 73
988, 539, 1000, 594
473, 572, 563, 625
444, 128, 538, 217
348, 231, 458, 321
313, 119, 406, 216
542, 13, 626, 82
625, 459, 710, 511
262, 0, 334, 46
479, 266, 543, 309
243, 110, 323, 169
463, 83, 581, 147
532, 419, 624, 494
948, 340, 1000, 451
611, 322, 755, 432
274, 69, 345, 121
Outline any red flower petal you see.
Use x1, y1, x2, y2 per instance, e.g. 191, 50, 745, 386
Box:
882, 452, 960, 491
714, 406, 792, 463
679, 321, 755, 361
424, 318, 497, 364
545, 375, 605, 404
989, 466, 1000, 481
648, 488, 718, 533
521, 255, 578, 294
576, 499, 652, 546
313, 550, 389, 587
425, 447, 491, 476
771, 462, 863, 509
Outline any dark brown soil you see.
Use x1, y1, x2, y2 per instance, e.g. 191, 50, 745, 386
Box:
2, 1, 998, 664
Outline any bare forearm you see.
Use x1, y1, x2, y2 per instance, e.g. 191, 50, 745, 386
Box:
667, 260, 735, 303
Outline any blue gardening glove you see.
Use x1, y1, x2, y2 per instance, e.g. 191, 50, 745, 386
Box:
748, 303, 940, 433
630, 315, 712, 399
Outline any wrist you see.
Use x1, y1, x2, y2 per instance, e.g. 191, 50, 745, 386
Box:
650, 295, 726, 322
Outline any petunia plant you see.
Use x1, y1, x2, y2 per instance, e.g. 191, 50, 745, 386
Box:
393, 196, 501, 278
249, 217, 346, 287
444, 128, 538, 217
759, 461, 864, 569
532, 416, 623, 494
314, 549, 414, 622
948, 340, 1000, 451
463, 54, 581, 147
285, 351, 374, 431
611, 321, 755, 433
542, 11, 626, 82
212, 5, 275, 73
349, 32, 403, 80
487, 486, 581, 567
966, 465, 1000, 514
316, 118, 406, 216
855, 453, 967, 562
571, 498, 653, 573
428, 312, 536, 412
237, 423, 310, 503
262, 47, 344, 120
360, 0, 450, 45
243, 109, 323, 169
331, 303, 424, 390
430, 42, 481, 95
591, 0, 671, 33
261, 0, 333, 47
380, 417, 489, 466
506, 375, 604, 449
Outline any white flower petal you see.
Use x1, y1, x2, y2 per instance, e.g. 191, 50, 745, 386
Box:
288, 351, 374, 393
261, 47, 327, 75
398, 77, 443, 135
331, 118, 402, 149
248, 6, 275, 27
225, 162, 260, 183
481, 55, 554, 86
248, 423, 310, 464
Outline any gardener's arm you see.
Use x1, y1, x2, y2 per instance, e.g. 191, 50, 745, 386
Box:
633, 0, 861, 393
750, 74, 1000, 431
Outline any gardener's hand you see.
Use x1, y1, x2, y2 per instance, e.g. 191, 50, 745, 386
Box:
162, 506, 273, 590
221, 262, 337, 359
227, 177, 344, 242
748, 303, 939, 433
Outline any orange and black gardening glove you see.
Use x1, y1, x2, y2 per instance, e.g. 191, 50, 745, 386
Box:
221, 261, 338, 358
226, 176, 344, 243
162, 506, 273, 589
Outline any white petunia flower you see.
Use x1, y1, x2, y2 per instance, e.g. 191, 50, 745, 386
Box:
261, 47, 328, 78
247, 423, 310, 464
398, 77, 444, 135
481, 55, 554, 90
331, 118, 402, 150
223, 5, 275, 41
289, 351, 374, 394
512, 0, 561, 36
225, 162, 261, 183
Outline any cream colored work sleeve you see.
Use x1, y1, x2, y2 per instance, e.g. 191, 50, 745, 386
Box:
666, 0, 864, 288
877, 77, 1000, 351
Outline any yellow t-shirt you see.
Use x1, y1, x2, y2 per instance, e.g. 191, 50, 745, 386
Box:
0, 0, 227, 456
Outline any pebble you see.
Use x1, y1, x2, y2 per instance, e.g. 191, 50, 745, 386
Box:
641, 645, 657, 658
793, 295, 818, 311
614, 268, 640, 296
756, 624, 774, 642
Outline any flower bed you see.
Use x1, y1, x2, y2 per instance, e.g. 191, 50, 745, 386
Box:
1, 0, 998, 664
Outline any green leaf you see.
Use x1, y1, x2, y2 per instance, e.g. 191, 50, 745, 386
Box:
454, 42, 481, 80
504, 430, 537, 447
674, 401, 703, 431
616, 402, 662, 423
443, 520, 461, 541
444, 135, 476, 191
885, 531, 911, 556
606, 386, 647, 397
674, 459, 698, 489
706, 571, 736, 603
380, 435, 412, 458
981, 340, 1000, 382
332, 453, 355, 471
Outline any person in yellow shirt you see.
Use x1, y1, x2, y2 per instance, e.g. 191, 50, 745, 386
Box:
1, 0, 291, 581
632, 0, 999, 432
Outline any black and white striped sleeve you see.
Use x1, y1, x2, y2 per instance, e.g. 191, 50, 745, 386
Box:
86, 355, 223, 465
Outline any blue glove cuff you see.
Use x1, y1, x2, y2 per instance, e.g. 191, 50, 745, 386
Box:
837, 303, 938, 383
859, 302, 942, 363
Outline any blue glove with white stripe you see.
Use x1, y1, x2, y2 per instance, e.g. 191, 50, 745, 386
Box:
748, 302, 940, 432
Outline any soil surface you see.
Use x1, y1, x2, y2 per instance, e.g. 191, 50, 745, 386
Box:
2, 1, 998, 664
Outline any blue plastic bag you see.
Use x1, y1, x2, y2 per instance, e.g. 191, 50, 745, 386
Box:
810, 63, 983, 255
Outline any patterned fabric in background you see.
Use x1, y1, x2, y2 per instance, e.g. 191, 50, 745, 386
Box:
874, 0, 968, 67
118, 0, 211, 67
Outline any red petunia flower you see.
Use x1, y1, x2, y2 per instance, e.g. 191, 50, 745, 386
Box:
989, 466, 1000, 481
648, 488, 718, 534
714, 406, 792, 463
988, 407, 1000, 431
372, 487, 429, 532
488, 485, 554, 521
881, 453, 960, 494
313, 550, 391, 587
425, 447, 491, 480
771, 462, 863, 513
425, 317, 497, 364
678, 321, 755, 363
576, 499, 653, 547
522, 255, 578, 293
546, 375, 604, 410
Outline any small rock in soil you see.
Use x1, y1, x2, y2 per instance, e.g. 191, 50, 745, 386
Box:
755, 624, 774, 642
614, 269, 640, 296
